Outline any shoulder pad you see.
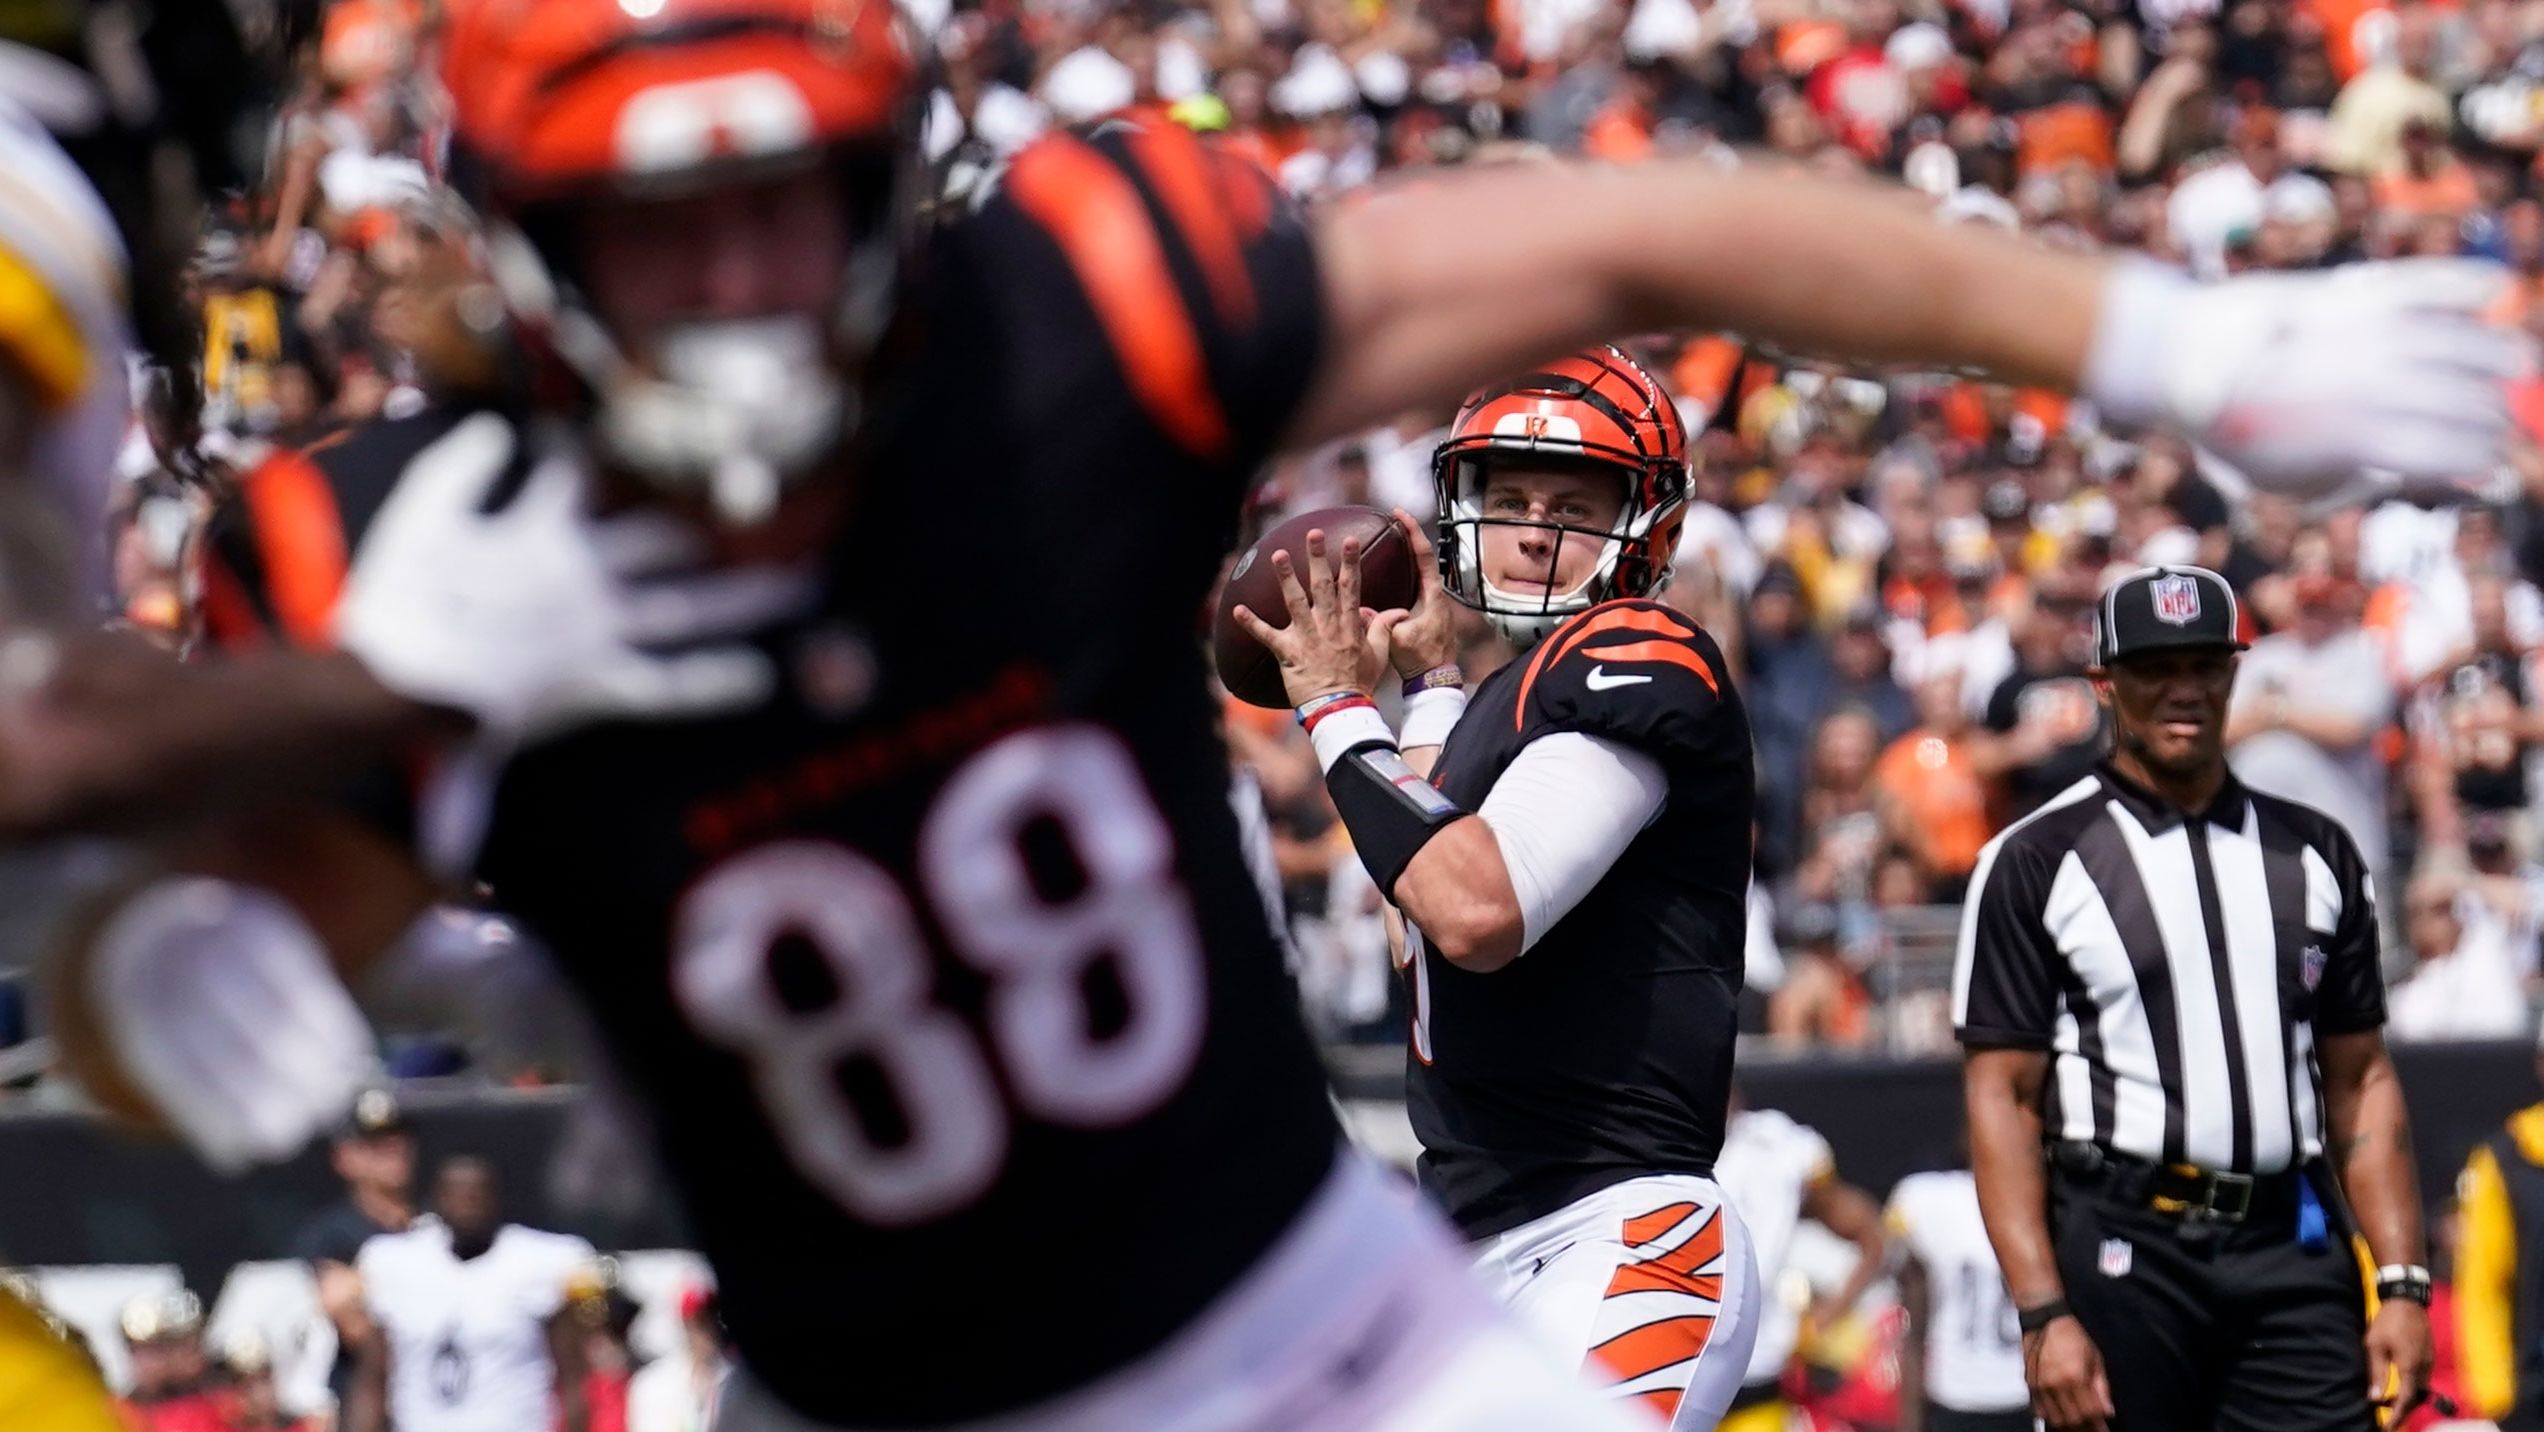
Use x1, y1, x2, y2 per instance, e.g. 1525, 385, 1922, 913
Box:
1512, 599, 1731, 758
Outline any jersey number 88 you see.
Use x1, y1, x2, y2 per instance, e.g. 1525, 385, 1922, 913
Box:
671, 725, 1207, 1226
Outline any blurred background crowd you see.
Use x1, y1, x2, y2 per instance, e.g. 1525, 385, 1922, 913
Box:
19, 0, 2544, 1425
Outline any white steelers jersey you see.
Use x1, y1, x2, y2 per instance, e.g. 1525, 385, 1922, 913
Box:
1886, 1169, 2028, 1414
356, 1219, 594, 1432
0, 96, 130, 602
1714, 1107, 1834, 1387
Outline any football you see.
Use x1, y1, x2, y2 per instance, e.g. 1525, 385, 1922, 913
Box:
1213, 506, 1421, 710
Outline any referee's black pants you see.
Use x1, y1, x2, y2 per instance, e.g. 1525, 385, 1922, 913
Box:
2050, 1164, 2370, 1432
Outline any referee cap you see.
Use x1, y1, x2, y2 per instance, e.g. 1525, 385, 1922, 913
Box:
2092, 565, 2248, 668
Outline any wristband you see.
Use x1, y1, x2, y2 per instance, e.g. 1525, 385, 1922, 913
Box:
1325, 738, 1467, 898
1399, 685, 1469, 751
1306, 704, 1394, 775
1401, 664, 1464, 697
2374, 1265, 2433, 1307
2016, 1298, 2073, 1335
1295, 690, 1369, 729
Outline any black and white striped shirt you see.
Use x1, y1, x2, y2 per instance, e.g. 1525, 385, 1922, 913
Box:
1952, 761, 2386, 1175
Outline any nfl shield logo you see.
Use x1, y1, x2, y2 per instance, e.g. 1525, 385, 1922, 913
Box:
2151, 575, 2203, 626
2301, 944, 2327, 993
2099, 1237, 2134, 1278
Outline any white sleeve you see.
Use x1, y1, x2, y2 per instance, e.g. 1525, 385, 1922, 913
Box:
1473, 731, 1668, 955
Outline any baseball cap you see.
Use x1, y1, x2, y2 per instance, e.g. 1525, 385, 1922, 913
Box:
339, 1087, 408, 1140
2092, 565, 2249, 668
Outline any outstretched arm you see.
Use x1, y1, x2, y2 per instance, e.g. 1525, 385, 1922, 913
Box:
1297, 157, 2516, 494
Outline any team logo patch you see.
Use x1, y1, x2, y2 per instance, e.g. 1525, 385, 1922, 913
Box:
1492, 409, 1582, 444
2098, 1237, 2134, 1278
2301, 944, 2327, 993
2150, 574, 2203, 627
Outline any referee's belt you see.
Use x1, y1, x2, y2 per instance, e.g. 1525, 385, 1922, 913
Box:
2050, 1141, 2300, 1225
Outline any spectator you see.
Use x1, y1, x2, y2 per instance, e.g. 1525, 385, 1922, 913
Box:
1873, 667, 1993, 897
2407, 572, 2544, 854
2225, 571, 2396, 886
1974, 577, 2103, 820
1766, 902, 1872, 1050
2452, 813, 2544, 986
293, 1089, 414, 1415
2387, 871, 2529, 1042
570, 1267, 641, 1432
2322, 4, 2456, 178
627, 1287, 730, 1432
116, 1291, 226, 1432
216, 1333, 321, 1432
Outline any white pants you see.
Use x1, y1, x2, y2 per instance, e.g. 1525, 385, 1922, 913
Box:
1471, 1174, 1762, 1432
717, 1152, 1652, 1432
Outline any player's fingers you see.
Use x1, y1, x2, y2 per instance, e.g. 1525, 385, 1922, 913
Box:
1270, 550, 1313, 621
1336, 535, 1362, 616
1228, 605, 1293, 658
621, 564, 819, 648
2367, 1342, 2395, 1403
1303, 529, 1336, 610
591, 510, 709, 577
1392, 508, 1442, 596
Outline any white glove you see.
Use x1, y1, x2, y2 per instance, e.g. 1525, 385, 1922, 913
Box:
334, 412, 815, 747
90, 878, 376, 1174
2085, 257, 2530, 500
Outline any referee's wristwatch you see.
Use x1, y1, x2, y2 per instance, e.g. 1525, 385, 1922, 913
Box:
2375, 1264, 2434, 1307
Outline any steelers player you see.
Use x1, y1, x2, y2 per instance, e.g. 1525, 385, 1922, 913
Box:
1228, 347, 1763, 1427
12, 0, 2531, 1428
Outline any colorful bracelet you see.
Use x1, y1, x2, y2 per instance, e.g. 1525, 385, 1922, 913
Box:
1296, 691, 1375, 732
1400, 664, 1465, 698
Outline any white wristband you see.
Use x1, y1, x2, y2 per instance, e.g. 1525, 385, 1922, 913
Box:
2081, 255, 2197, 432
1308, 705, 1397, 775
1399, 686, 1469, 751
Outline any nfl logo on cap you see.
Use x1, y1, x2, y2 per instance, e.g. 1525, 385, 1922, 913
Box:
2151, 574, 2203, 626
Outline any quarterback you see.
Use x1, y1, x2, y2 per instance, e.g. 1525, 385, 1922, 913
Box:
1231, 347, 1760, 1427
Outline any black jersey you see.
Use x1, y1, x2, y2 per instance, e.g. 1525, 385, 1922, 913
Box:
1409, 598, 1755, 1239
437, 127, 1339, 1428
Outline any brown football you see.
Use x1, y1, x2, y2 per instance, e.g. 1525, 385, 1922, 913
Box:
1214, 506, 1421, 710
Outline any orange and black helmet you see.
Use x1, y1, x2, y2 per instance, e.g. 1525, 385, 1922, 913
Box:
443, 0, 915, 207
436, 0, 922, 516
1430, 346, 1691, 647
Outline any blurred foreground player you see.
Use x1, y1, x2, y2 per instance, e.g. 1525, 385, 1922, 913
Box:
15, 1, 2533, 1430
1229, 349, 1766, 1426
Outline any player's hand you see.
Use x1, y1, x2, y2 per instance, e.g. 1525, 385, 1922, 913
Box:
83, 879, 377, 1174
1378, 508, 1459, 679
2024, 1314, 2113, 1432
2085, 257, 2529, 499
2365, 1297, 2433, 1423
1227, 527, 1389, 706
336, 414, 813, 747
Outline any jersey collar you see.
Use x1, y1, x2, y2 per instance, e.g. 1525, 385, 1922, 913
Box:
2094, 758, 2249, 834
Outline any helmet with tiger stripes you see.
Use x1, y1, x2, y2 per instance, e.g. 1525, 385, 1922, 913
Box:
1430, 346, 1692, 649
440, 0, 919, 520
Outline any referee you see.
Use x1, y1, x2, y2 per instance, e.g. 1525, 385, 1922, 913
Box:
1954, 565, 2433, 1432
